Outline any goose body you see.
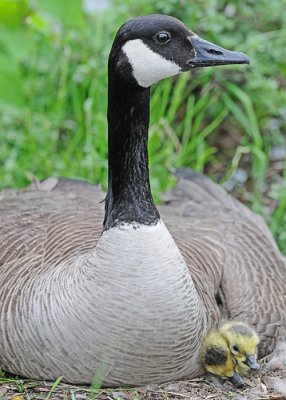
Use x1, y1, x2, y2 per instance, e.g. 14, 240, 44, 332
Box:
0, 180, 206, 384
0, 15, 285, 386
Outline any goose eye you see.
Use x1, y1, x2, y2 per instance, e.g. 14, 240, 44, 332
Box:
155, 31, 171, 44
232, 345, 240, 353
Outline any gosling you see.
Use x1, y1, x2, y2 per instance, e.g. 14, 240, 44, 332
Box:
219, 321, 260, 376
201, 328, 244, 387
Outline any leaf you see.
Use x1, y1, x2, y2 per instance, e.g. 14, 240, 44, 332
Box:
0, 0, 29, 29
0, 25, 30, 62
0, 55, 24, 106
33, 0, 85, 29
45, 376, 63, 400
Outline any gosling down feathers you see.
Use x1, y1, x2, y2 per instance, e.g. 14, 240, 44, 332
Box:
0, 15, 286, 386
201, 328, 244, 387
219, 321, 260, 376
201, 321, 260, 386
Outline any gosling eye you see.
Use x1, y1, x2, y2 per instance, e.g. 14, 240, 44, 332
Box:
154, 31, 171, 44
232, 345, 240, 353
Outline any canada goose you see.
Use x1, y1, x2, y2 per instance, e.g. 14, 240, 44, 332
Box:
201, 328, 244, 387
219, 321, 260, 376
0, 14, 285, 387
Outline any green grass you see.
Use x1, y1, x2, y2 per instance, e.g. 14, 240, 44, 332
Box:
0, 0, 285, 253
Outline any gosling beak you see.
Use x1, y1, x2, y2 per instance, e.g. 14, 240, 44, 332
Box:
245, 354, 260, 370
188, 36, 250, 67
229, 371, 244, 388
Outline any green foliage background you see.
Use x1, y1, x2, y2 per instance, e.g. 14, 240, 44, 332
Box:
0, 0, 285, 252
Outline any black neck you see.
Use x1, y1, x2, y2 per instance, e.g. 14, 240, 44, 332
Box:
104, 72, 160, 229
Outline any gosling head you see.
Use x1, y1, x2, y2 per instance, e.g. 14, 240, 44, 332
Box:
219, 321, 260, 375
201, 329, 244, 388
109, 14, 250, 88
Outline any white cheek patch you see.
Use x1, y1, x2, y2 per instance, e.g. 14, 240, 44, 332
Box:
122, 39, 181, 87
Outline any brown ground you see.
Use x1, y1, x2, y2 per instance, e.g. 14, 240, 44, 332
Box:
1, 356, 286, 400
0, 356, 286, 400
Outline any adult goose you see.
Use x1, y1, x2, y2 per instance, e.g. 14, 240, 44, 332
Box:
0, 14, 285, 386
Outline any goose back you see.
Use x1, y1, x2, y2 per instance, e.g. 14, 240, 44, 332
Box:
159, 170, 286, 356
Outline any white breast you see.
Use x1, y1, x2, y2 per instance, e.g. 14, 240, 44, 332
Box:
79, 220, 206, 384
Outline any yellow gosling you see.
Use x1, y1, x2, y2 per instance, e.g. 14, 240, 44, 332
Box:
219, 321, 260, 376
201, 329, 244, 387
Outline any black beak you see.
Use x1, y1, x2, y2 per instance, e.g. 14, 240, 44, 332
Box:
245, 354, 260, 370
229, 371, 244, 388
188, 36, 250, 68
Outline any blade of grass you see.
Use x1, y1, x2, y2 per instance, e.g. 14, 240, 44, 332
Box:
45, 376, 63, 400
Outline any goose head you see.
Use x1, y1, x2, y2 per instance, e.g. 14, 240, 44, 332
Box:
109, 14, 250, 88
